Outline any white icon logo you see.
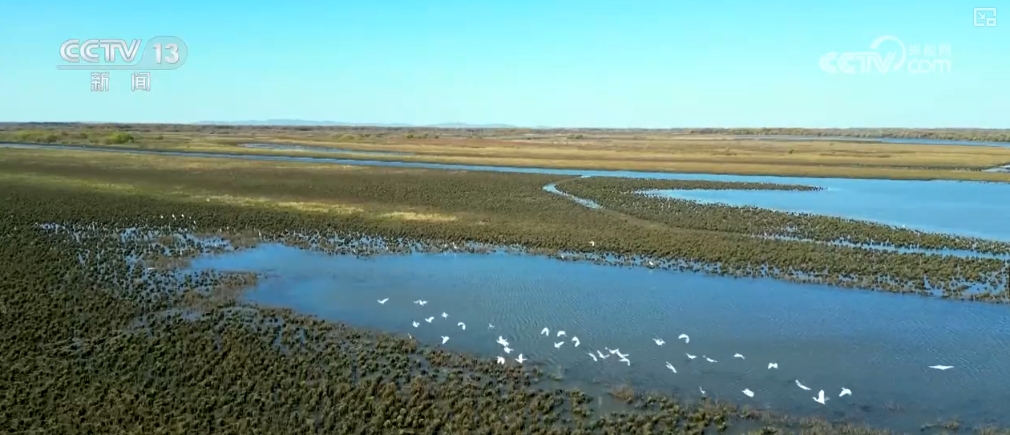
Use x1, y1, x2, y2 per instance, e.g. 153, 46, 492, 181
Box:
974, 7, 997, 27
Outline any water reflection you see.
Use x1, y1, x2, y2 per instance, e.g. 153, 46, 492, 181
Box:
189, 244, 1010, 432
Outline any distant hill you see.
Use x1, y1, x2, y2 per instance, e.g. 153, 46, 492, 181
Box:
195, 120, 521, 129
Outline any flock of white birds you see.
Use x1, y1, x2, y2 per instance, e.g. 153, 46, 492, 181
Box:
379, 297, 955, 406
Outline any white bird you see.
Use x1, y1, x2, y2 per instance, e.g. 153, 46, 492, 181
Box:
733, 353, 745, 359
742, 389, 754, 398
541, 327, 550, 336
554, 341, 565, 349
503, 346, 512, 354
768, 362, 778, 369
929, 365, 954, 370
441, 312, 448, 318
795, 380, 811, 391
497, 336, 509, 347
571, 337, 580, 347
377, 298, 389, 304
653, 338, 665, 346
497, 356, 505, 365
606, 347, 619, 355
418, 300, 428, 306
515, 354, 527, 363
678, 334, 690, 343
699, 387, 706, 395
557, 330, 566, 337
665, 362, 677, 373
412, 321, 420, 328
588, 352, 598, 362
704, 356, 717, 363
813, 390, 828, 405
839, 387, 852, 397
488, 323, 494, 329
618, 356, 631, 366
596, 350, 609, 359
457, 322, 466, 330
425, 317, 434, 323
440, 336, 449, 345
413, 299, 421, 305
615, 350, 629, 359
589, 240, 595, 247
686, 353, 696, 360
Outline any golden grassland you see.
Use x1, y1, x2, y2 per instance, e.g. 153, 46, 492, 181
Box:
4, 123, 1010, 182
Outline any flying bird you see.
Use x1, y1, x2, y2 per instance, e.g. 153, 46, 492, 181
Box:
703, 356, 717, 363
425, 317, 434, 323
418, 300, 428, 306
587, 352, 598, 362
503, 346, 512, 354
768, 362, 778, 369
665, 362, 677, 373
515, 354, 527, 364
813, 390, 828, 405
686, 353, 696, 360
596, 350, 609, 359
678, 334, 690, 344
377, 298, 389, 304
441, 312, 448, 318
496, 356, 505, 365
795, 380, 811, 391
653, 338, 665, 346
615, 350, 629, 359
554, 341, 565, 349
440, 336, 449, 345
571, 337, 580, 347
839, 387, 852, 397
618, 356, 631, 366
497, 336, 509, 347
699, 387, 706, 395
733, 353, 745, 359
929, 365, 954, 370
606, 347, 619, 355
557, 330, 566, 337
742, 389, 754, 398
488, 323, 494, 329
541, 328, 550, 336
412, 321, 419, 328
457, 322, 466, 330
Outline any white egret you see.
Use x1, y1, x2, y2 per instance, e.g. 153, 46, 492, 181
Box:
497, 356, 505, 365
503, 346, 512, 354
929, 365, 954, 370
615, 350, 629, 359
618, 356, 631, 366
768, 362, 778, 369
418, 301, 428, 306
699, 387, 706, 395
441, 336, 449, 345
686, 353, 696, 360
554, 341, 564, 349
557, 330, 566, 337
377, 298, 389, 304
678, 334, 690, 343
742, 389, 754, 398
412, 321, 419, 328
541, 327, 550, 336
839, 387, 852, 397
488, 323, 494, 329
587, 352, 598, 362
596, 350, 609, 359
703, 356, 717, 363
665, 362, 677, 373
813, 390, 828, 405
571, 337, 580, 347
606, 347, 619, 355
497, 336, 509, 347
425, 317, 434, 323
457, 322, 466, 330
515, 354, 527, 363
733, 353, 745, 359
795, 380, 811, 391
653, 338, 665, 346
441, 312, 448, 318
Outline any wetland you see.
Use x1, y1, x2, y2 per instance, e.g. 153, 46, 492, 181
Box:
4, 124, 1010, 434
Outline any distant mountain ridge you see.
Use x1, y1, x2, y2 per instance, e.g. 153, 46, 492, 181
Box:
195, 119, 523, 128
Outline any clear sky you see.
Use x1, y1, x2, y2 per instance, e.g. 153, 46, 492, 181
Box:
1, 0, 1006, 127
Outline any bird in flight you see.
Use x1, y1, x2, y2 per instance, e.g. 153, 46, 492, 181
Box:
441, 312, 448, 319
742, 389, 754, 398
665, 362, 677, 373
457, 322, 466, 330
496, 356, 505, 365
377, 298, 389, 304
768, 362, 778, 369
795, 380, 811, 391
412, 321, 419, 328
733, 353, 745, 359
678, 334, 690, 344
440, 336, 449, 345
618, 356, 631, 366
653, 338, 665, 346
686, 353, 696, 360
571, 337, 580, 347
424, 317, 434, 323
929, 365, 954, 370
587, 352, 598, 362
839, 387, 852, 397
596, 350, 609, 359
557, 330, 566, 337
554, 341, 565, 349
503, 346, 512, 354
541, 327, 550, 336
703, 356, 717, 363
813, 390, 828, 405
497, 336, 509, 347
515, 354, 527, 363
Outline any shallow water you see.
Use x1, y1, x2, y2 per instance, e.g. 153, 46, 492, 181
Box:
189, 244, 1010, 432
5, 142, 1010, 242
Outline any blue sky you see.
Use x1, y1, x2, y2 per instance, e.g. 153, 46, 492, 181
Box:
1, 0, 1006, 127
